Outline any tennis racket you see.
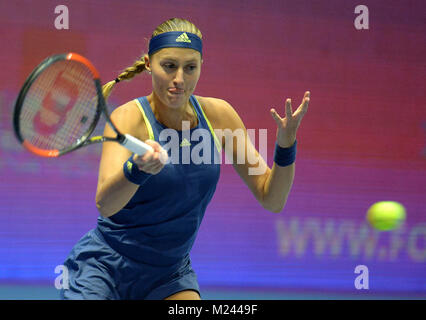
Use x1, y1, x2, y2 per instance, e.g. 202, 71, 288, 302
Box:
13, 52, 153, 157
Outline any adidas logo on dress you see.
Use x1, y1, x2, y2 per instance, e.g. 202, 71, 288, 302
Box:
180, 138, 191, 147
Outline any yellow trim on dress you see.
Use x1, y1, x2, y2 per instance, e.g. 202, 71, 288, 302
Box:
134, 99, 155, 141
193, 96, 222, 153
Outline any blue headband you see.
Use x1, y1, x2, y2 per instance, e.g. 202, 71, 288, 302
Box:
148, 31, 203, 56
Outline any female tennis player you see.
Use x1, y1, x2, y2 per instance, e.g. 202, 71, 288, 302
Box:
60, 18, 310, 300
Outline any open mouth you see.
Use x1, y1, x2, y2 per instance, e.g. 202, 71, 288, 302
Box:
168, 88, 184, 95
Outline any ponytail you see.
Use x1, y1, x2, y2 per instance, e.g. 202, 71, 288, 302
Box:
101, 56, 147, 101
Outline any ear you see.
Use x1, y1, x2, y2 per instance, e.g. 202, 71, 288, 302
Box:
144, 55, 151, 72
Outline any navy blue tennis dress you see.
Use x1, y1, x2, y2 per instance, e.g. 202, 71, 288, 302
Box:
60, 95, 221, 300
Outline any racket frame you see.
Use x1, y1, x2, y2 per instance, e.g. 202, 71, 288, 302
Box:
13, 53, 125, 157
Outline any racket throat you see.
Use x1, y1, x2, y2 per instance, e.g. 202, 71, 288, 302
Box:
116, 133, 126, 144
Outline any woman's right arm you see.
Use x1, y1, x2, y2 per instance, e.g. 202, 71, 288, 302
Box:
95, 101, 166, 218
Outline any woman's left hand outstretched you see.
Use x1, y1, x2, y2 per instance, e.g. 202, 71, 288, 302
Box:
270, 91, 310, 148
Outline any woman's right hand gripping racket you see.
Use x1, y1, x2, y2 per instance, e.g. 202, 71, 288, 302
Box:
13, 52, 153, 157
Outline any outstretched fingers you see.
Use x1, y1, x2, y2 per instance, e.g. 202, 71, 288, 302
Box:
285, 98, 293, 119
270, 98, 292, 124
294, 91, 310, 118
271, 91, 310, 125
270, 108, 282, 125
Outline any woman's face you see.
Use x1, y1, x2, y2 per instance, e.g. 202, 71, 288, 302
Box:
147, 47, 202, 109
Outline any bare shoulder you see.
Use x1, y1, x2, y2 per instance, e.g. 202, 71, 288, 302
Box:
110, 100, 139, 123
109, 99, 149, 141
195, 95, 240, 130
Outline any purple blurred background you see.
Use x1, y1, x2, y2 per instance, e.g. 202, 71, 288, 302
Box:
0, 0, 424, 299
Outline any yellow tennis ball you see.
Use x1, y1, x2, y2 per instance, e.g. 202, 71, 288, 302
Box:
367, 201, 406, 231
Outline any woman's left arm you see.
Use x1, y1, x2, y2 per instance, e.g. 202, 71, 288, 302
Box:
213, 91, 310, 213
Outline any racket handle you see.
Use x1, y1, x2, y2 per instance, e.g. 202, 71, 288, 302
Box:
122, 134, 153, 155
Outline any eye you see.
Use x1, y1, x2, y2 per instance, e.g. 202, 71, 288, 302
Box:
161, 62, 197, 72
163, 63, 176, 69
185, 65, 197, 72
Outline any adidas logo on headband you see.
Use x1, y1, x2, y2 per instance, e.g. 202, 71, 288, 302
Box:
175, 32, 191, 43
148, 31, 202, 56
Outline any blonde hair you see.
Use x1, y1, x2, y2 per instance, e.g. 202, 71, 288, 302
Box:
102, 18, 203, 101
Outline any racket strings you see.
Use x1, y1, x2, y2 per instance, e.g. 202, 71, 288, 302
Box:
20, 60, 99, 151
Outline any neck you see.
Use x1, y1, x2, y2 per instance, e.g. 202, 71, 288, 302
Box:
147, 92, 197, 130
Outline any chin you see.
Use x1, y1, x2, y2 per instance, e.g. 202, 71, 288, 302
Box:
166, 93, 188, 107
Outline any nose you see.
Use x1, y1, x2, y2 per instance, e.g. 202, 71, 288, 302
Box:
173, 67, 184, 87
